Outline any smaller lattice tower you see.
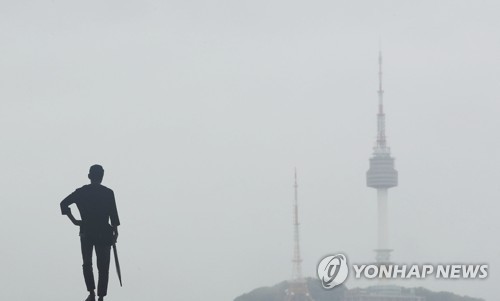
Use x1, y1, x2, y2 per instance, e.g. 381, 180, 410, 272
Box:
285, 169, 314, 301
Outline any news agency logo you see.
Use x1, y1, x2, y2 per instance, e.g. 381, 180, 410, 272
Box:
317, 253, 489, 290
317, 254, 349, 289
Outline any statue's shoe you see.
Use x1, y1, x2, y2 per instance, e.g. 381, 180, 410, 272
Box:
85, 294, 96, 301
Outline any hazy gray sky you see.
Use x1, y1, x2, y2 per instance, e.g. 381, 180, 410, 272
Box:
0, 1, 499, 300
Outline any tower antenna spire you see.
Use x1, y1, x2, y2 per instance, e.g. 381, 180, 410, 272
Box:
376, 50, 387, 150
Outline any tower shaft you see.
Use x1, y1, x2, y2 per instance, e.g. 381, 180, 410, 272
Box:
377, 189, 388, 250
375, 188, 391, 263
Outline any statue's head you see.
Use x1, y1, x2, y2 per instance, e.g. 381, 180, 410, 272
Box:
88, 164, 104, 184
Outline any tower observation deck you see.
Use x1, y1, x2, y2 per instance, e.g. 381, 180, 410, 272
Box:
367, 155, 398, 188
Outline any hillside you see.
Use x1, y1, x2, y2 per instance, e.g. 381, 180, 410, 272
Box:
234, 278, 484, 301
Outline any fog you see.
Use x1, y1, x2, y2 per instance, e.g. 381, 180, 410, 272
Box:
0, 1, 499, 300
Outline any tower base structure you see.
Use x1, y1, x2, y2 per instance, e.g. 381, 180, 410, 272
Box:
374, 248, 393, 264
343, 286, 425, 301
285, 279, 314, 301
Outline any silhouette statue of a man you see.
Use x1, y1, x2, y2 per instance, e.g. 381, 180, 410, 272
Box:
60, 165, 120, 301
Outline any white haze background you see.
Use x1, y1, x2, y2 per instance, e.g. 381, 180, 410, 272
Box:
0, 1, 499, 301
